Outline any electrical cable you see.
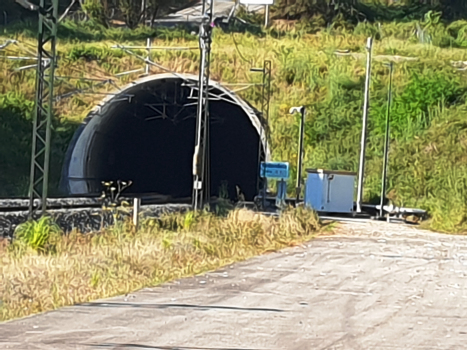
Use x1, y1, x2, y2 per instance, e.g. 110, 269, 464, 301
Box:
230, 32, 252, 65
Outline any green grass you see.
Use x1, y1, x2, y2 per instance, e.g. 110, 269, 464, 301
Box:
2, 19, 467, 232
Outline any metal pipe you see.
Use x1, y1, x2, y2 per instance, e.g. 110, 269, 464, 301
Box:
379, 62, 394, 218
14, 64, 38, 71
265, 4, 269, 28
114, 68, 144, 77
145, 38, 150, 76
112, 45, 197, 50
3, 56, 39, 60
141, 0, 146, 22
356, 37, 373, 213
221, 83, 263, 86
296, 107, 306, 202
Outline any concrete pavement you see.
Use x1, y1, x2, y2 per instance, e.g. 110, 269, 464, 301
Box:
2, 221, 467, 349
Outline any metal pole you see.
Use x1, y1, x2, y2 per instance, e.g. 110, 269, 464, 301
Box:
141, 0, 146, 24
264, 61, 271, 159
28, 0, 59, 218
296, 107, 306, 203
254, 61, 271, 193
192, 0, 213, 211
256, 68, 266, 195
356, 37, 373, 213
263, 62, 271, 209
379, 62, 393, 218
265, 5, 269, 27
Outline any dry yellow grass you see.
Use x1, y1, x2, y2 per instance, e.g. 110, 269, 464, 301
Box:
0, 207, 320, 322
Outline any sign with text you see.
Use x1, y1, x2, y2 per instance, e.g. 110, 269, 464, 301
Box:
260, 162, 289, 179
240, 0, 274, 5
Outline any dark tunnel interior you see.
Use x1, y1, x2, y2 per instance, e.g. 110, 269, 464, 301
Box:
64, 77, 265, 201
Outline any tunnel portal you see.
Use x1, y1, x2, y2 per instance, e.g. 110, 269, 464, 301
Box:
61, 74, 268, 201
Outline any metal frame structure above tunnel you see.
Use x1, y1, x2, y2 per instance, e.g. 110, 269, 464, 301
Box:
61, 73, 270, 202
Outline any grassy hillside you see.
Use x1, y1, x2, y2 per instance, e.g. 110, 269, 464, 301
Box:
2, 20, 467, 232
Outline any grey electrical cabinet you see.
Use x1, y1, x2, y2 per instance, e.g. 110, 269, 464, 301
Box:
304, 169, 356, 213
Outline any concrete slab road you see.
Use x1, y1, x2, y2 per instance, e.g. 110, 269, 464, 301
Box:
2, 221, 467, 349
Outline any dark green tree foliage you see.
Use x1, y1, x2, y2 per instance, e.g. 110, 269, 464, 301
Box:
82, 0, 109, 27
0, 0, 193, 29
0, 93, 76, 197
0, 93, 34, 196
442, 0, 467, 19
273, 0, 360, 22
272, 0, 467, 24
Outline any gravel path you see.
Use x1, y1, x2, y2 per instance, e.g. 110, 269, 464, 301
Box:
1, 221, 467, 349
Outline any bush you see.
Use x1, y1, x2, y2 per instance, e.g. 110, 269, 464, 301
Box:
12, 217, 62, 253
0, 93, 34, 197
353, 22, 381, 39
446, 20, 467, 47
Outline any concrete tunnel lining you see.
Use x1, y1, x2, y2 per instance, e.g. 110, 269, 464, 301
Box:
61, 73, 270, 201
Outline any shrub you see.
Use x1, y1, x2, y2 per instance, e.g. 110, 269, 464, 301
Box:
12, 217, 62, 253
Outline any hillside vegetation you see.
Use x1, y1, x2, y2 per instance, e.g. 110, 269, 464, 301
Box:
2, 17, 467, 232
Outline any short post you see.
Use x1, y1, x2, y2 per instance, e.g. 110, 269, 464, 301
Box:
133, 197, 141, 230
356, 37, 373, 213
276, 178, 287, 209
264, 5, 270, 28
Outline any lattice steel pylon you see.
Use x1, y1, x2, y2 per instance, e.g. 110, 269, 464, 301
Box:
28, 0, 59, 217
192, 0, 214, 211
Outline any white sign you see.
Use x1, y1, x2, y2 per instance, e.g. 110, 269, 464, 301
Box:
240, 0, 274, 5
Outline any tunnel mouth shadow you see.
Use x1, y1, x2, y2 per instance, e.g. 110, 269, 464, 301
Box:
61, 74, 268, 202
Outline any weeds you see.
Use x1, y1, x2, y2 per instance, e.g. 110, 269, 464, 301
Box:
11, 216, 61, 254
0, 208, 320, 321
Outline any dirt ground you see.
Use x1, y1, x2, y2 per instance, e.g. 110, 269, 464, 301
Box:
1, 220, 467, 349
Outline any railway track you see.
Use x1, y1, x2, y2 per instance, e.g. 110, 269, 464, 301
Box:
0, 195, 193, 238
0, 194, 192, 213
0, 195, 424, 239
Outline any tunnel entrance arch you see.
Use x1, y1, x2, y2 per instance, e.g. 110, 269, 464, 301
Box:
61, 74, 269, 201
